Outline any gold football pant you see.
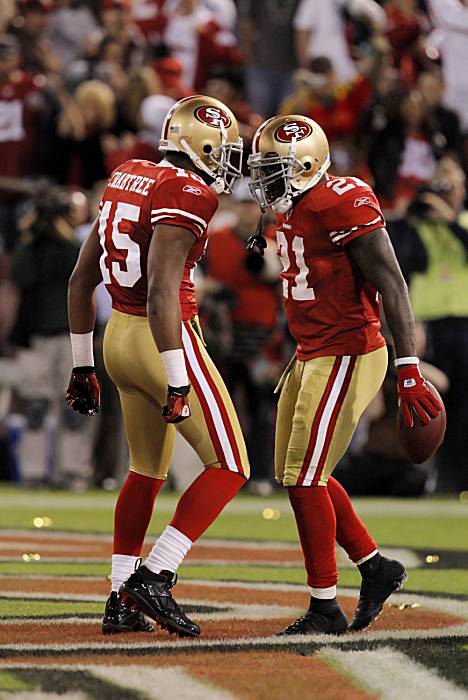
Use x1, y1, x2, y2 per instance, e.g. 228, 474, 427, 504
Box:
103, 310, 249, 480
275, 346, 388, 487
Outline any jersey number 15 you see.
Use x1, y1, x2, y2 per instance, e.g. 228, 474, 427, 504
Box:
98, 201, 142, 287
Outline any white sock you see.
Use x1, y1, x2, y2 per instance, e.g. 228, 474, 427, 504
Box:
144, 525, 192, 574
310, 585, 337, 600
355, 549, 378, 566
111, 554, 140, 592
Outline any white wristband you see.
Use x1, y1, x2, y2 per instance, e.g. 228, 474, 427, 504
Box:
70, 332, 94, 367
160, 349, 189, 387
394, 356, 419, 368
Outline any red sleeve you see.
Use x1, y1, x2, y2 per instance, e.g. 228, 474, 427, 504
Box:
150, 176, 218, 239
321, 187, 385, 247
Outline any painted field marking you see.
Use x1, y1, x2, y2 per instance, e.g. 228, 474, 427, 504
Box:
322, 647, 468, 700
0, 494, 466, 517
0, 531, 421, 565
0, 583, 467, 620
0, 554, 422, 569
90, 665, 237, 700
0, 598, 299, 623
1, 624, 467, 656
0, 692, 87, 699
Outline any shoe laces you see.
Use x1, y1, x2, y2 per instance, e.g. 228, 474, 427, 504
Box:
285, 611, 313, 632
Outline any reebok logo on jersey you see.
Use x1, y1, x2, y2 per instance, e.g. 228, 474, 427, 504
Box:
354, 196, 371, 207
404, 379, 417, 388
183, 185, 202, 195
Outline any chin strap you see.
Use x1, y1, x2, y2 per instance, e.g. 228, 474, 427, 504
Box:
246, 213, 267, 255
272, 196, 293, 213
179, 126, 233, 194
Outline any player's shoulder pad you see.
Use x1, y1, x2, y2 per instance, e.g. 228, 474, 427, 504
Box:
309, 176, 377, 214
159, 167, 217, 203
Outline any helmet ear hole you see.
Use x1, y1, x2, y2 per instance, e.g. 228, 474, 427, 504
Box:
203, 144, 212, 154
303, 161, 312, 171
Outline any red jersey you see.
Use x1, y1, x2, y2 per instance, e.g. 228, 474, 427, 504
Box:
98, 159, 218, 320
0, 71, 44, 178
276, 175, 386, 360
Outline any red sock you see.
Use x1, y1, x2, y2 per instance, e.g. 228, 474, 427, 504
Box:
328, 476, 377, 562
113, 472, 164, 555
170, 468, 245, 541
288, 485, 337, 588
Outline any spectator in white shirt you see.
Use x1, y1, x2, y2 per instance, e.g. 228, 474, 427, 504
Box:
427, 0, 468, 132
294, 0, 386, 83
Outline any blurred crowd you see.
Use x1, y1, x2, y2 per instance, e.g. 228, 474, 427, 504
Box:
0, 0, 467, 495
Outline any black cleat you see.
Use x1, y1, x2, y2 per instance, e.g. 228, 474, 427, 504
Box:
279, 599, 348, 636
349, 556, 407, 631
121, 565, 200, 638
102, 591, 153, 634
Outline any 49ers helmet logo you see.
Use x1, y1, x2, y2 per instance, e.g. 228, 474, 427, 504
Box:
195, 105, 231, 128
275, 121, 313, 143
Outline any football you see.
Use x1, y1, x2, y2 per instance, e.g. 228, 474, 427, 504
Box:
398, 382, 446, 464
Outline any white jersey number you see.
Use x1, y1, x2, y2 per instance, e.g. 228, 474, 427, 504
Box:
98, 201, 142, 287
277, 232, 315, 301
326, 176, 368, 196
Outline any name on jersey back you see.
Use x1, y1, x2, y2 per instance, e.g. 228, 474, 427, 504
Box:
108, 170, 156, 197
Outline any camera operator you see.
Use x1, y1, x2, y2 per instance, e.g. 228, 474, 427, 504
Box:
389, 156, 468, 492
10, 189, 93, 486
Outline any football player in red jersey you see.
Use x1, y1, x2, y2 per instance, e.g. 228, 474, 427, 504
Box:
248, 116, 442, 635
66, 95, 248, 637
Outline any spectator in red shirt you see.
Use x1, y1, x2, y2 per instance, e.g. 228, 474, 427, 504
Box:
0, 33, 45, 248
206, 179, 281, 489
8, 0, 61, 76
204, 66, 263, 152
280, 55, 373, 144
385, 0, 428, 86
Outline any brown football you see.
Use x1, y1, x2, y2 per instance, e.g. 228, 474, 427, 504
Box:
397, 382, 446, 464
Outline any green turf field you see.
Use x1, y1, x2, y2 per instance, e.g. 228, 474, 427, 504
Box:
0, 485, 467, 699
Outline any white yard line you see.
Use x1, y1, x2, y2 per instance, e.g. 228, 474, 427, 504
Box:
321, 647, 468, 700
1, 581, 466, 619
1, 624, 468, 654
0, 595, 299, 623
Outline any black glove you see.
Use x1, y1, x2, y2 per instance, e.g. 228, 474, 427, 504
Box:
162, 385, 191, 423
66, 366, 100, 416
246, 234, 267, 256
